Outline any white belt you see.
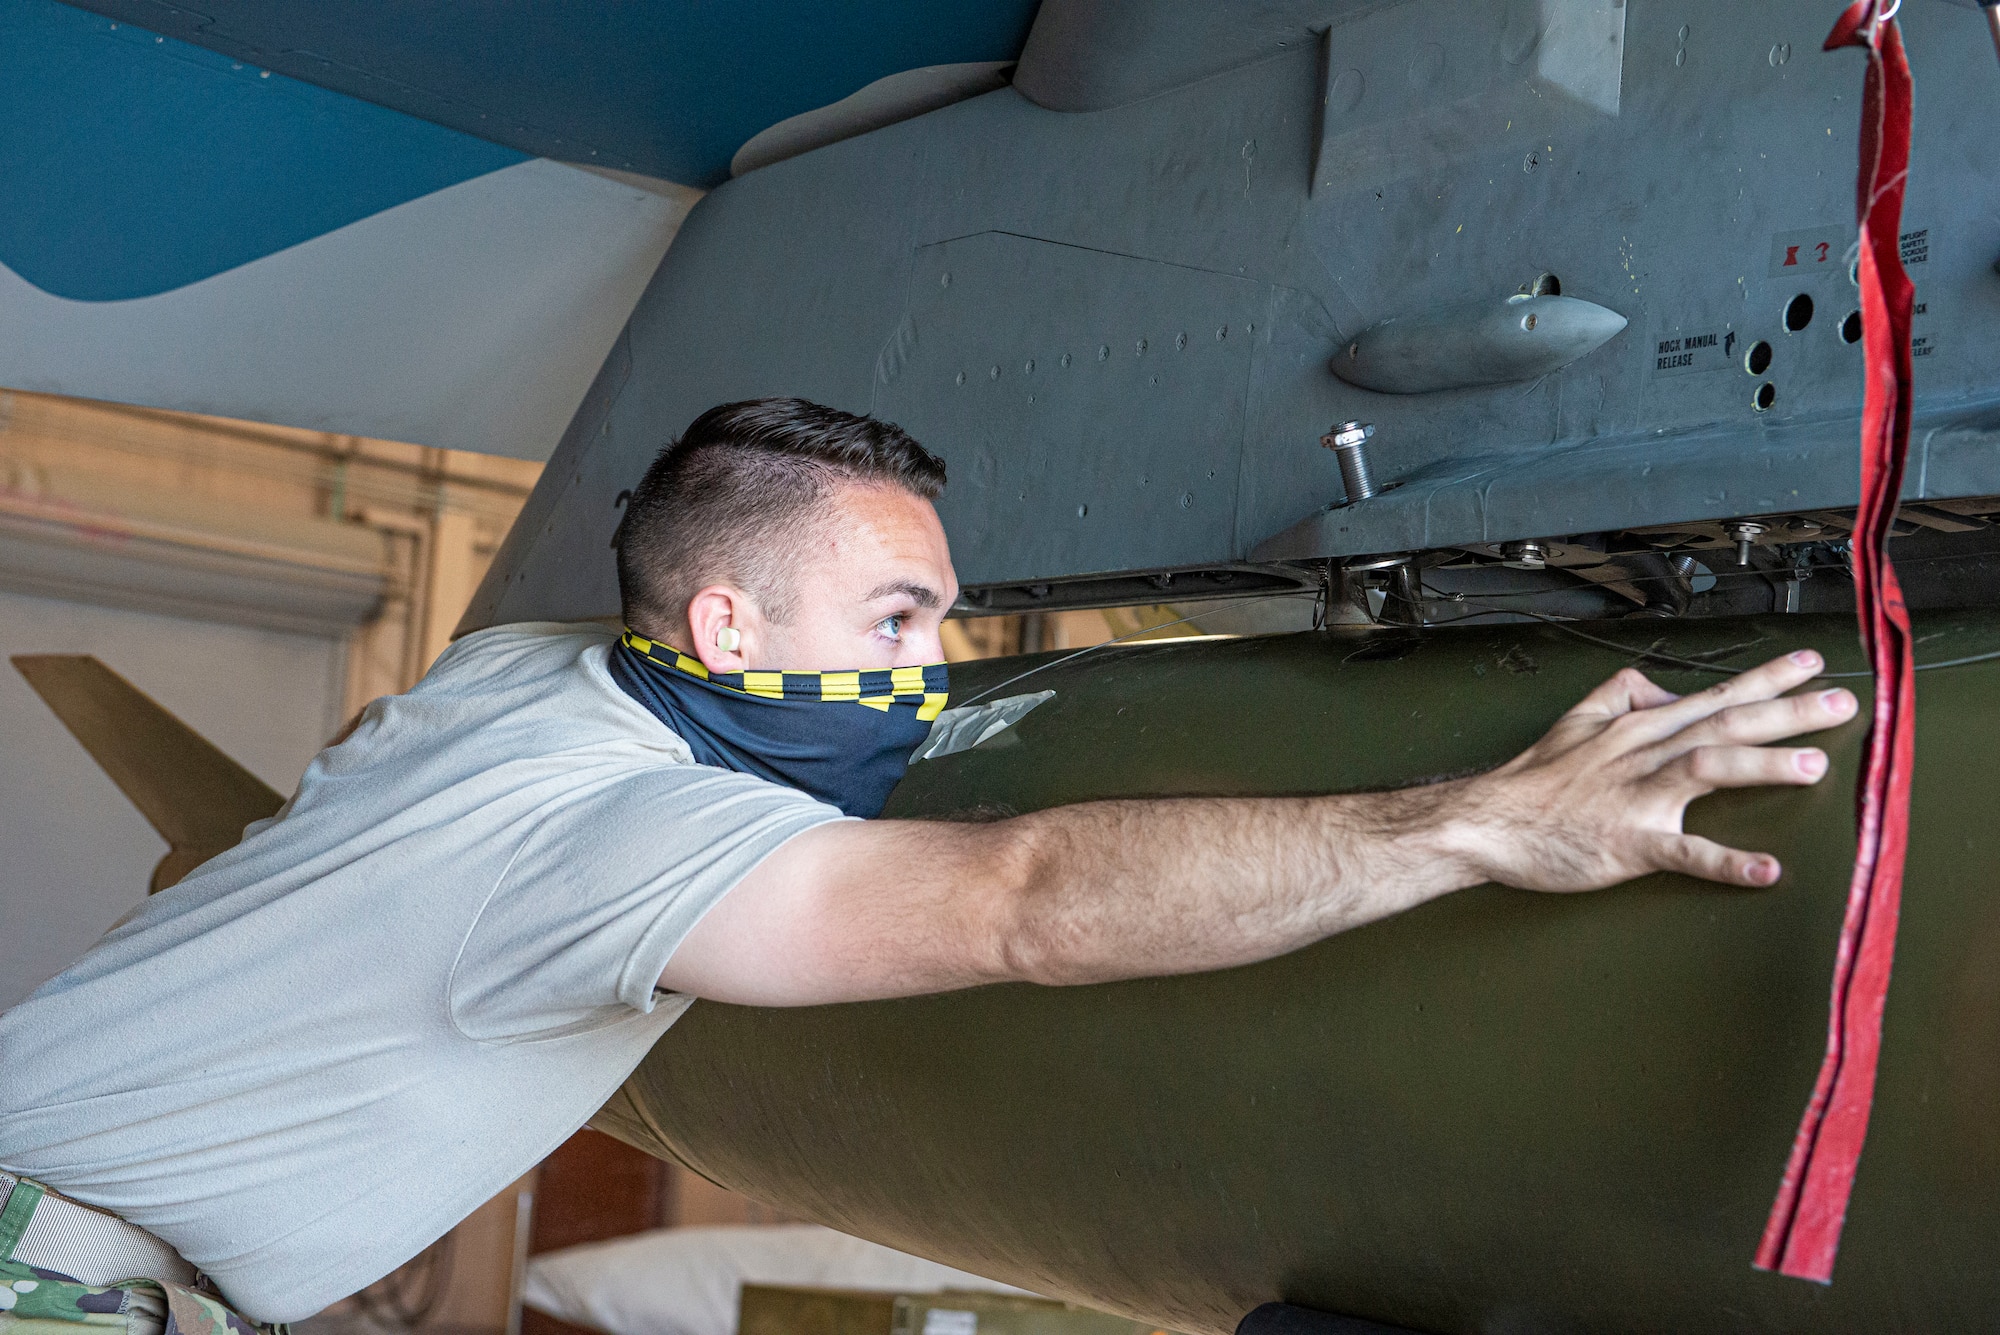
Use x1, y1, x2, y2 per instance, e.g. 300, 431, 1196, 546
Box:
0, 1171, 196, 1288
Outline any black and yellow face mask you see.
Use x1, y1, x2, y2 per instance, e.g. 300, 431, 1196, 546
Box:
608, 630, 949, 818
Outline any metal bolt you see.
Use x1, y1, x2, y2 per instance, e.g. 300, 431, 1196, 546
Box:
1723, 520, 1768, 567
1321, 421, 1378, 505
1500, 540, 1549, 570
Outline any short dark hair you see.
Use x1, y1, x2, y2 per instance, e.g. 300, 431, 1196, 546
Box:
615, 398, 947, 635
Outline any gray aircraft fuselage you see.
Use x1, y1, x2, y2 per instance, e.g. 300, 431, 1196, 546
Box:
465, 0, 2000, 631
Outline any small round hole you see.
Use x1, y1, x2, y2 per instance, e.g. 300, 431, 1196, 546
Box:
1754, 382, 1777, 412
1784, 293, 1814, 332
1522, 313, 1538, 331
1531, 272, 1561, 297
1841, 310, 1863, 344
1745, 340, 1773, 375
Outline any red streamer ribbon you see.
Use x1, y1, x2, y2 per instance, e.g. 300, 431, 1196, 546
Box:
1754, 0, 1917, 1284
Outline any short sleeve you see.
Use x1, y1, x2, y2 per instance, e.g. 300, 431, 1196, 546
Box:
448, 765, 845, 1041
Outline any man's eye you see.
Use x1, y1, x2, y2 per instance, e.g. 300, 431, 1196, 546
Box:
877, 615, 904, 641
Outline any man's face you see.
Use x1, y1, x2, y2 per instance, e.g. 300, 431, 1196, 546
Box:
684, 481, 960, 672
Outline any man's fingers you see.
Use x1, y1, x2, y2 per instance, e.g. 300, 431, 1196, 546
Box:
1663, 743, 1831, 795
1566, 666, 1679, 720
1647, 831, 1783, 887
1622, 650, 1827, 741
1654, 687, 1858, 755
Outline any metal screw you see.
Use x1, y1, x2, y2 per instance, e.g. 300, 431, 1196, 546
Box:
1723, 520, 1768, 567
1500, 540, 1549, 570
1321, 421, 1378, 505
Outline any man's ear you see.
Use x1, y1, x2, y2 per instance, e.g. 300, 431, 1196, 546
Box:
684, 586, 760, 673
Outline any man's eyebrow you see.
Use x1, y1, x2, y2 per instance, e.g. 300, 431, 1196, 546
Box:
864, 579, 941, 609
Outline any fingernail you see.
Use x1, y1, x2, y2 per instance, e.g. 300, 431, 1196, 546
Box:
1755, 858, 1782, 886
1820, 688, 1853, 710
1790, 650, 1822, 668
1797, 749, 1828, 778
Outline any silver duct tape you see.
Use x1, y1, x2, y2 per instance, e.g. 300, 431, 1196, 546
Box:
914, 691, 1056, 762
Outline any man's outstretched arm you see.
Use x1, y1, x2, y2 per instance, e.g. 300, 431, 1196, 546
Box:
659, 650, 1857, 1007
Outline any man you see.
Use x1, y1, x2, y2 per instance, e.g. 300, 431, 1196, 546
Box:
0, 399, 1855, 1327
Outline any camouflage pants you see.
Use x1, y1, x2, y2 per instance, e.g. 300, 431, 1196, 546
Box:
0, 1219, 277, 1335
0, 1256, 281, 1335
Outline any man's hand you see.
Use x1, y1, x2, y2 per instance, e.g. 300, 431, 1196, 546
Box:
1447, 649, 1858, 893
659, 650, 1856, 1008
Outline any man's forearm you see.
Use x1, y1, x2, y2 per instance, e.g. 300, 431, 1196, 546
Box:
993, 786, 1488, 986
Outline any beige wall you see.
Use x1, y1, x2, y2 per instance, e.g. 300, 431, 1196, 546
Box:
0, 389, 543, 711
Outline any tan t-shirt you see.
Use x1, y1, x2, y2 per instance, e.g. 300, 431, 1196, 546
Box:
0, 623, 843, 1322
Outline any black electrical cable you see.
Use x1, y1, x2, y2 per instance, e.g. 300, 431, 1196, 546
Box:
1437, 538, 2000, 603
1428, 594, 2000, 679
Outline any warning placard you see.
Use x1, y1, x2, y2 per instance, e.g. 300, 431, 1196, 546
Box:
1652, 326, 1737, 376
